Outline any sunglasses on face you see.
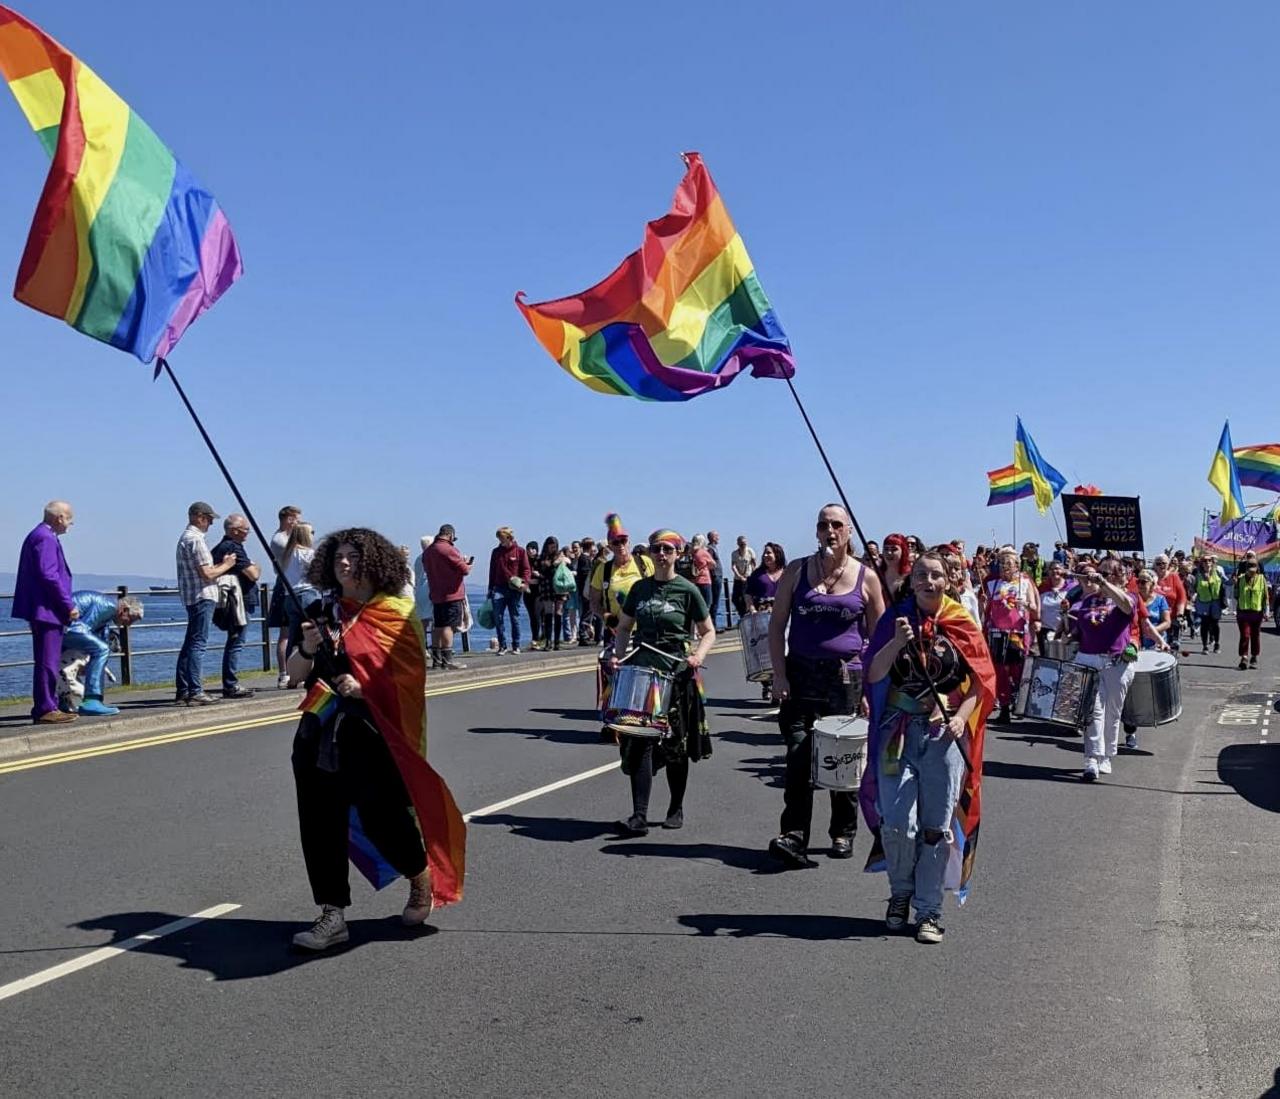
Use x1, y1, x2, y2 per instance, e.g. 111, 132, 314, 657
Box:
649, 544, 678, 555
817, 520, 845, 531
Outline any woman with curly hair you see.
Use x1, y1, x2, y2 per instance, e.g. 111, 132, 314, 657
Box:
287, 527, 466, 952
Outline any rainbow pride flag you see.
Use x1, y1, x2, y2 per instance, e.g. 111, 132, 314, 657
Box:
986, 464, 1033, 506
297, 680, 338, 725
515, 152, 794, 402
1233, 443, 1280, 492
0, 6, 241, 362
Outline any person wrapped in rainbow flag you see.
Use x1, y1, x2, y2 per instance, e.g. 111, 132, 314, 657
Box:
860, 547, 996, 945
287, 528, 466, 952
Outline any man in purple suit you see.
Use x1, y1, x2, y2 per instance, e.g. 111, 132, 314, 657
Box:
13, 501, 79, 724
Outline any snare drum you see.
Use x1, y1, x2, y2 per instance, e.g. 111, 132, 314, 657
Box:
1122, 651, 1181, 727
602, 664, 673, 738
739, 611, 773, 683
1015, 656, 1099, 728
987, 628, 1025, 665
810, 716, 869, 791
1043, 637, 1079, 662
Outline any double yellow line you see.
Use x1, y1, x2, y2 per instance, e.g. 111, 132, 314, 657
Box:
0, 663, 596, 777
0, 640, 742, 777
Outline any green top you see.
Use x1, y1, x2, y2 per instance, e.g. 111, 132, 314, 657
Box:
622, 576, 709, 669
1236, 571, 1268, 612
1195, 573, 1222, 604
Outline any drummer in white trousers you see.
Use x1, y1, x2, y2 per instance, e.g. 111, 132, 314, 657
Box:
1067, 561, 1140, 782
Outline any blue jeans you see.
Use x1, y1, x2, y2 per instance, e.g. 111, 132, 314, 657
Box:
176, 600, 214, 697
491, 587, 522, 650
876, 711, 965, 921
222, 621, 246, 691
62, 628, 111, 698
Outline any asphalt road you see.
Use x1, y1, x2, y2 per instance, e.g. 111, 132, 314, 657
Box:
0, 647, 1277, 1098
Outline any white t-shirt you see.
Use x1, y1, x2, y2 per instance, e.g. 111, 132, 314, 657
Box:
731, 548, 756, 580
270, 530, 289, 576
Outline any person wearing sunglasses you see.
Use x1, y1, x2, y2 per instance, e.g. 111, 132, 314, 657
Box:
608, 530, 716, 836
1065, 560, 1137, 782
765, 504, 886, 866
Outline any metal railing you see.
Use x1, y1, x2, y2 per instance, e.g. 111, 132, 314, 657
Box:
0, 584, 273, 685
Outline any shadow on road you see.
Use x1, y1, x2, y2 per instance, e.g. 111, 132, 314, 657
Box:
467, 725, 601, 745
982, 759, 1079, 783
706, 697, 771, 710
677, 912, 887, 940
1218, 743, 1280, 813
600, 840, 786, 874
714, 727, 779, 746
469, 812, 621, 842
737, 756, 786, 788
528, 706, 601, 722
1259, 1067, 1280, 1098
72, 911, 437, 982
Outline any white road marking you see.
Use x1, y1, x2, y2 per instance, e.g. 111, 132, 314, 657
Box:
0, 903, 240, 1004
1218, 704, 1261, 726
463, 761, 620, 821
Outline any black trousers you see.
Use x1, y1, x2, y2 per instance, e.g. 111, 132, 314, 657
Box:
777, 656, 862, 844
292, 711, 426, 908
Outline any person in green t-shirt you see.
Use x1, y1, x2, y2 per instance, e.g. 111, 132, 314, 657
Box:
609, 528, 716, 836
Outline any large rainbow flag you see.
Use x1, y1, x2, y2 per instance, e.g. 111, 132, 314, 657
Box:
0, 6, 241, 362
1232, 443, 1280, 493
986, 463, 1033, 506
515, 152, 794, 402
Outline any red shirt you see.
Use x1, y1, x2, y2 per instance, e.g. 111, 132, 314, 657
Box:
1156, 572, 1186, 615
488, 543, 531, 592
424, 538, 471, 603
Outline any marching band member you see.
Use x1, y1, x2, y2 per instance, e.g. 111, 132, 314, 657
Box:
862, 549, 996, 944
1067, 560, 1137, 782
608, 529, 715, 836
766, 504, 884, 867
744, 542, 786, 612
982, 548, 1040, 723
1037, 561, 1071, 655
590, 514, 653, 740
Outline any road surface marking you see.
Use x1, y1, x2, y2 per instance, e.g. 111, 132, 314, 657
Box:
0, 904, 240, 1004
1217, 704, 1261, 726
463, 761, 621, 821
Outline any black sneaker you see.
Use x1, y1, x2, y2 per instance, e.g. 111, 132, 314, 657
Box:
618, 813, 648, 836
768, 833, 815, 868
440, 658, 467, 671
1250, 658, 1258, 669
830, 836, 854, 859
222, 686, 254, 699
662, 808, 684, 830
997, 705, 1011, 724
885, 895, 911, 931
916, 915, 945, 944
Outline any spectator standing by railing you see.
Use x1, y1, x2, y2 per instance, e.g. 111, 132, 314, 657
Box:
13, 500, 78, 724
211, 514, 262, 699
489, 527, 531, 654
175, 502, 237, 706
706, 530, 724, 625
268, 505, 302, 688
425, 524, 471, 669
730, 535, 756, 618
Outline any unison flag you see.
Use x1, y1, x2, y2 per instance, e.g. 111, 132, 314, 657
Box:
0, 6, 242, 362
515, 152, 794, 402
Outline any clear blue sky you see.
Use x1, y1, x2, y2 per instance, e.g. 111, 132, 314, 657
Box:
3, 0, 1279, 578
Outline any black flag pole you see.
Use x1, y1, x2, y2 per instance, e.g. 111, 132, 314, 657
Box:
155, 356, 316, 643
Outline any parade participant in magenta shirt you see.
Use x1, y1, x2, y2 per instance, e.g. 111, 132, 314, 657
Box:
1068, 560, 1136, 782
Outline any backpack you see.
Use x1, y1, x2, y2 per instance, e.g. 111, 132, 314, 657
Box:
552, 561, 576, 595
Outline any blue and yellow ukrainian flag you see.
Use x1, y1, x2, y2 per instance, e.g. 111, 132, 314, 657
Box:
1013, 417, 1067, 515
1208, 421, 1246, 522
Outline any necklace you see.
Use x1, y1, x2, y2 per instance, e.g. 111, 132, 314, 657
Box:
814, 553, 848, 594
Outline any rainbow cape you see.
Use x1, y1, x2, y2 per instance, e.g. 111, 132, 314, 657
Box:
986, 463, 1033, 506
858, 595, 997, 901
0, 6, 241, 362
1232, 443, 1280, 493
341, 593, 467, 908
515, 152, 794, 402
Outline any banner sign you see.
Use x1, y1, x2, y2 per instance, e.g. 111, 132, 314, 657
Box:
1062, 494, 1144, 551
1196, 515, 1280, 562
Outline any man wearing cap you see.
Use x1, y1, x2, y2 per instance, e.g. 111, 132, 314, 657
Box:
175, 502, 238, 705
1020, 542, 1044, 585
13, 500, 79, 724
425, 523, 472, 670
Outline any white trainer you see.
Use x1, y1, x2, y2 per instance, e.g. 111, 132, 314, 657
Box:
292, 905, 348, 951
1098, 758, 1113, 775
1082, 758, 1099, 782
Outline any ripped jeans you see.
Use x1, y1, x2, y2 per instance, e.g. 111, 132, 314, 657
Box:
876, 710, 965, 921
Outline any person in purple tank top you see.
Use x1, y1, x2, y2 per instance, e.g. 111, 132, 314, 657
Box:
766, 504, 885, 866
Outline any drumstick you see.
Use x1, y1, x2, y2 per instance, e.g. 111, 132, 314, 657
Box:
639, 641, 682, 667
907, 607, 975, 775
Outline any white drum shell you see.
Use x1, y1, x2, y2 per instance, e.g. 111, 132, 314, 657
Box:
739, 612, 773, 682
810, 716, 869, 791
1122, 651, 1181, 727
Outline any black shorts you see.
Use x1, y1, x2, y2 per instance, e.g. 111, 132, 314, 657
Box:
267, 582, 286, 628
432, 600, 463, 628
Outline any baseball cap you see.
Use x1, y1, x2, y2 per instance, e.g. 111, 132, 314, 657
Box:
188, 501, 219, 519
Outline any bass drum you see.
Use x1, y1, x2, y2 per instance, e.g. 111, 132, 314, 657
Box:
1015, 656, 1099, 729
739, 611, 773, 683
1122, 651, 1181, 727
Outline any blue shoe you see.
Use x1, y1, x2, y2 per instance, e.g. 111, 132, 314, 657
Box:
78, 699, 119, 716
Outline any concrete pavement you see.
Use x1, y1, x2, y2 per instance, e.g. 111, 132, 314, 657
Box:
0, 643, 1277, 1098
